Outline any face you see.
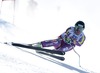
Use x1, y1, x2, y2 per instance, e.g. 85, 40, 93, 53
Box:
75, 25, 84, 35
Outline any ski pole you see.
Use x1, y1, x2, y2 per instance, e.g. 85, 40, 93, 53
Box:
73, 49, 81, 67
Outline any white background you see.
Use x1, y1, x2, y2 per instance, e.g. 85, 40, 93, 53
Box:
0, 0, 100, 73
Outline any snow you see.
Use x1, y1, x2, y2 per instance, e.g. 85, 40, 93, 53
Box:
0, 0, 100, 73
0, 20, 89, 73
0, 41, 88, 73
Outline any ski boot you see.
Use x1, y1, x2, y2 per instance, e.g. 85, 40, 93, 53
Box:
28, 42, 42, 48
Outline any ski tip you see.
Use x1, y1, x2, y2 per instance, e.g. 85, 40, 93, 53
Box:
4, 42, 12, 45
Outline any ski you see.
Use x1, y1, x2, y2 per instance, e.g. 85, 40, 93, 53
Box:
5, 42, 65, 55
36, 51, 65, 61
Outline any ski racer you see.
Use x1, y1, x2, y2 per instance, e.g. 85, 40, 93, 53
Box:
30, 21, 86, 53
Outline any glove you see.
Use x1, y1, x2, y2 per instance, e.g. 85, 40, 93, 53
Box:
73, 40, 77, 45
65, 38, 72, 44
70, 37, 77, 45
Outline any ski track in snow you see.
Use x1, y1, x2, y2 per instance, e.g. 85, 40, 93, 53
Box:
0, 52, 55, 73
0, 46, 54, 73
0, 44, 89, 73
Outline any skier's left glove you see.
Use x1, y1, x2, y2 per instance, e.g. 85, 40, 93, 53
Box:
65, 38, 72, 44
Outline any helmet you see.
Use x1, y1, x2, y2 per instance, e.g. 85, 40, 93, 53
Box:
75, 21, 85, 34
75, 21, 85, 29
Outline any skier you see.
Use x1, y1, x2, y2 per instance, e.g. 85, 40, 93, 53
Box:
30, 21, 86, 53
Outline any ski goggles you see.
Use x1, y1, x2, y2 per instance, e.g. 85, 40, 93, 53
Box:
75, 24, 84, 32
